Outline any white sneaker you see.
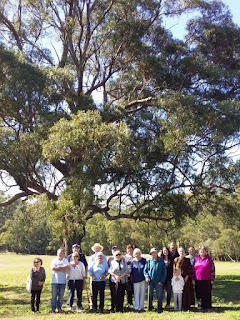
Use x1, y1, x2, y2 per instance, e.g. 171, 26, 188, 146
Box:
77, 308, 82, 313
67, 307, 72, 311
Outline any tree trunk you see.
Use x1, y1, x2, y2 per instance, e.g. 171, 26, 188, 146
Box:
62, 237, 68, 257
62, 233, 84, 256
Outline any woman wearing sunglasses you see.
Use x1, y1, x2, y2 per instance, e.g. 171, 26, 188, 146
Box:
29, 257, 46, 313
109, 250, 128, 312
67, 252, 86, 313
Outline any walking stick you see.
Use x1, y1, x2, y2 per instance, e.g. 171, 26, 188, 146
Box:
85, 280, 91, 308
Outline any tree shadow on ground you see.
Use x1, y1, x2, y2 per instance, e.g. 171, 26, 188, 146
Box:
1, 277, 240, 316
213, 276, 240, 304
213, 306, 240, 312
0, 286, 29, 306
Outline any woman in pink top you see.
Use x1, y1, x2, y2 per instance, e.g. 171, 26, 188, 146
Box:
192, 246, 215, 312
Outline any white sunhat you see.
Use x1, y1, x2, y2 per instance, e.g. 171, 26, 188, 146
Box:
91, 243, 104, 252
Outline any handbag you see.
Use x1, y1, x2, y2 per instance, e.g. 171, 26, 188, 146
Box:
26, 275, 32, 291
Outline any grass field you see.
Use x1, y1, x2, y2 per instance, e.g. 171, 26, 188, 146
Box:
0, 253, 240, 319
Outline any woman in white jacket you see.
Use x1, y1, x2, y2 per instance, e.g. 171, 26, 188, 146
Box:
67, 252, 86, 312
171, 268, 184, 311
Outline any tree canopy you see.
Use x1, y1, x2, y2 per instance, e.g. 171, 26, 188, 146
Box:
0, 0, 239, 247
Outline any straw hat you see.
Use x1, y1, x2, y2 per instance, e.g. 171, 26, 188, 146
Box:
91, 243, 104, 252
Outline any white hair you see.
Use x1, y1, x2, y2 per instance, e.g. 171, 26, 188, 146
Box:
57, 248, 64, 255
133, 248, 141, 256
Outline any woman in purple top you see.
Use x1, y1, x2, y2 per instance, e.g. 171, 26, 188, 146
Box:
192, 246, 215, 312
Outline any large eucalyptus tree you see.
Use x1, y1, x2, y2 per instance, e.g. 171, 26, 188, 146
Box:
0, 0, 239, 248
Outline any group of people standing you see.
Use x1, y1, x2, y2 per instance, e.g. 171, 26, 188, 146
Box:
28, 241, 215, 314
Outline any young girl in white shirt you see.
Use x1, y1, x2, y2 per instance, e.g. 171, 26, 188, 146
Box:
171, 268, 184, 311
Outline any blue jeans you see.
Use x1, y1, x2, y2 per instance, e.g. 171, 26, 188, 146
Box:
68, 280, 83, 308
51, 283, 66, 310
148, 282, 164, 311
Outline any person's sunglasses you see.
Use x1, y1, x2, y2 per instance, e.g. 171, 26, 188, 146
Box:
116, 254, 121, 256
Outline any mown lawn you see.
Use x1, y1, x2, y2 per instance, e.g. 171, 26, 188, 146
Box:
0, 253, 240, 319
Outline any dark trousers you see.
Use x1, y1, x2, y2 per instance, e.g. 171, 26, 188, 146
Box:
68, 279, 83, 308
31, 290, 42, 312
109, 278, 116, 310
163, 279, 172, 305
92, 281, 105, 310
126, 276, 133, 305
195, 280, 212, 309
113, 282, 126, 312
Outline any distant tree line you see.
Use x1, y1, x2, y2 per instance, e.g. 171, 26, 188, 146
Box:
0, 191, 239, 261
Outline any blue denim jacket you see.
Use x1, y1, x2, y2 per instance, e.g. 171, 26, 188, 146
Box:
144, 257, 166, 284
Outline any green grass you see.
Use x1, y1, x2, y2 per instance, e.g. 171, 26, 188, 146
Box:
0, 253, 240, 319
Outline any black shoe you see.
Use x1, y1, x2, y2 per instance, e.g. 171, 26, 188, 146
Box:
158, 309, 163, 313
99, 309, 104, 313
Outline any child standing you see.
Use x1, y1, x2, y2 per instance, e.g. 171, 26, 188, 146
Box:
171, 268, 184, 311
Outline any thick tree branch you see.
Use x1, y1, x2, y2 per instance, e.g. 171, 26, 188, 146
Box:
0, 12, 23, 50
85, 204, 174, 222
125, 97, 156, 110
0, 191, 36, 207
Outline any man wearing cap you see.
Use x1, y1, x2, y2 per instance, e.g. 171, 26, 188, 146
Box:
144, 248, 166, 313
108, 246, 120, 312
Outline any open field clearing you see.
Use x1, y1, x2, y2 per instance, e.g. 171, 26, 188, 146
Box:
0, 253, 240, 319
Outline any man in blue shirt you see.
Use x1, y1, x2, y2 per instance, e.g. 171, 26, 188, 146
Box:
144, 248, 166, 313
50, 248, 69, 313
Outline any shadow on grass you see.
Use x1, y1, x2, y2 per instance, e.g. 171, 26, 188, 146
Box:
213, 306, 240, 312
1, 278, 240, 316
0, 284, 53, 311
0, 286, 30, 307
216, 275, 240, 281
213, 276, 240, 305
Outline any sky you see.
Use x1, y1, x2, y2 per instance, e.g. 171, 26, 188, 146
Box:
1, 0, 240, 197
164, 0, 240, 39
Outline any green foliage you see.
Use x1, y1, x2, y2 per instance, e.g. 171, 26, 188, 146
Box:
0, 195, 59, 254
0, 193, 20, 231
0, 0, 239, 250
51, 191, 86, 244
42, 110, 132, 175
